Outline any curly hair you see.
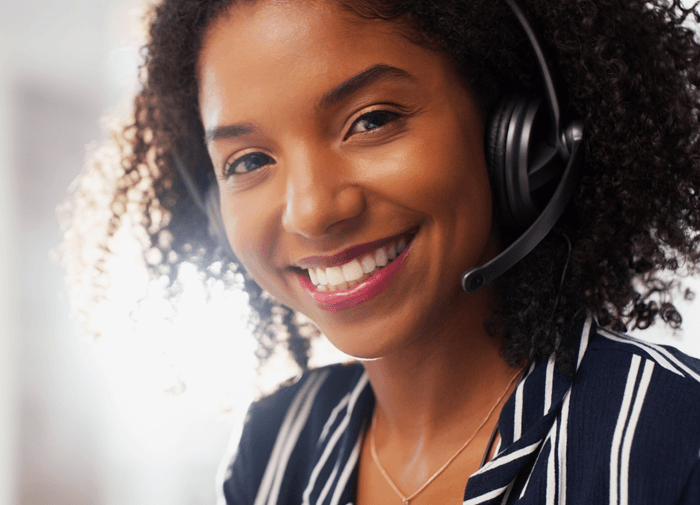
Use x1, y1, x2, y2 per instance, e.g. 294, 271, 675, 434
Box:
62, 0, 700, 374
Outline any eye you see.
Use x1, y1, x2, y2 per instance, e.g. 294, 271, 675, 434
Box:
347, 110, 400, 137
224, 152, 275, 177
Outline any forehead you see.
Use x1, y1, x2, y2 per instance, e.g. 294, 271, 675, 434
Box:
199, 0, 415, 71
197, 0, 458, 127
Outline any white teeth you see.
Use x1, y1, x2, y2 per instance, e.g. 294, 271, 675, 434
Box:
325, 266, 344, 286
375, 247, 388, 267
397, 237, 406, 254
305, 235, 411, 291
360, 254, 376, 273
341, 259, 364, 282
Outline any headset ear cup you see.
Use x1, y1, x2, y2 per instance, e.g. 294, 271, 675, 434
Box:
487, 94, 555, 229
504, 95, 543, 228
486, 95, 519, 226
204, 182, 236, 258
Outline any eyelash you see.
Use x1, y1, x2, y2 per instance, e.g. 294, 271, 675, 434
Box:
344, 109, 401, 139
223, 151, 275, 178
221, 108, 402, 178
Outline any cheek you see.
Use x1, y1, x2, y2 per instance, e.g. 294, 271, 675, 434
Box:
418, 116, 492, 225
221, 193, 277, 283
220, 188, 308, 312
363, 126, 491, 220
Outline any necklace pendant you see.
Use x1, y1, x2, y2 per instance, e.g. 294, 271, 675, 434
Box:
404, 501, 409, 505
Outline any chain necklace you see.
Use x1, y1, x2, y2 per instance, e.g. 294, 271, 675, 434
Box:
369, 369, 522, 505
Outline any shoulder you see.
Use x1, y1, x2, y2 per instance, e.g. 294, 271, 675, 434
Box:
576, 324, 700, 437
247, 361, 368, 431
585, 325, 700, 399
221, 361, 368, 504
564, 325, 700, 503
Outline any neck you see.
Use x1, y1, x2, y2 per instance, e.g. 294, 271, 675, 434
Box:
362, 287, 518, 444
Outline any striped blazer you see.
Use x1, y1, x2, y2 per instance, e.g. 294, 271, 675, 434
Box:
222, 317, 700, 504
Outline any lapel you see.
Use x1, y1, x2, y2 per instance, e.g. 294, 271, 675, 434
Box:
462, 316, 594, 504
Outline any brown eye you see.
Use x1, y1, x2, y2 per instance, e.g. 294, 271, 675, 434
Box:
348, 110, 399, 136
224, 152, 275, 177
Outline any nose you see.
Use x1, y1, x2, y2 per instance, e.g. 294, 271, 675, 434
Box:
282, 147, 365, 239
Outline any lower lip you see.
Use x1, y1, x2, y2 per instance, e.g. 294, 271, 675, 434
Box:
298, 240, 413, 312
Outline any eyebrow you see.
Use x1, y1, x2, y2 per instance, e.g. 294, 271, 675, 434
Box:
204, 64, 415, 145
316, 64, 416, 111
205, 122, 256, 145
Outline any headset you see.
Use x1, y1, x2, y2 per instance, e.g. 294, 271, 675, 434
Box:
174, 0, 584, 293
462, 0, 583, 294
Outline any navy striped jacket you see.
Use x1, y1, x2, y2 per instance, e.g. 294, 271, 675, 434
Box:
222, 317, 700, 504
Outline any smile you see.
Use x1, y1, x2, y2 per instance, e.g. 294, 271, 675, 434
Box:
296, 233, 415, 311
308, 236, 407, 291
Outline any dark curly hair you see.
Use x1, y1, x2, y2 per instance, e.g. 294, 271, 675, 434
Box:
62, 0, 700, 374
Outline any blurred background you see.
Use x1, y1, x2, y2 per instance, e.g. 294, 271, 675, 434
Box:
0, 1, 698, 504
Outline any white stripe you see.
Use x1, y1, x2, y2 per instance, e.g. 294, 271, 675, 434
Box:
598, 329, 683, 377
329, 431, 364, 505
525, 360, 537, 380
253, 374, 319, 505
634, 337, 700, 384
476, 440, 541, 475
546, 424, 558, 505
315, 460, 339, 505
609, 355, 641, 505
619, 360, 654, 505
267, 371, 329, 505
253, 371, 327, 505
652, 346, 700, 383
500, 481, 515, 505
514, 377, 524, 442
653, 348, 700, 382
519, 435, 551, 499
518, 462, 534, 499
318, 394, 350, 445
558, 391, 571, 505
493, 436, 502, 457
302, 373, 369, 505
544, 355, 555, 415
463, 485, 510, 505
577, 316, 593, 370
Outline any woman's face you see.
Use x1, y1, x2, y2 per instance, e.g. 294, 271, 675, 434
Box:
198, 0, 494, 358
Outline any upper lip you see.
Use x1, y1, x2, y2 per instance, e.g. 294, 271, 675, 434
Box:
294, 230, 416, 269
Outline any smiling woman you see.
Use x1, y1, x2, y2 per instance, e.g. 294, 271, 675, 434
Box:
63, 0, 700, 503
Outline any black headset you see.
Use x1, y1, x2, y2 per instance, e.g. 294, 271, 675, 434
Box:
174, 0, 584, 293
462, 0, 584, 293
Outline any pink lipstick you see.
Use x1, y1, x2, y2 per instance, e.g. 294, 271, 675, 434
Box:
297, 237, 413, 311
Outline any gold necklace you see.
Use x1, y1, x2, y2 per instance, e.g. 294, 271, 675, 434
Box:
369, 369, 521, 505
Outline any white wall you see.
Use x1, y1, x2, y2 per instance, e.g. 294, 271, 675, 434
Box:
1, 1, 242, 504
0, 3, 20, 504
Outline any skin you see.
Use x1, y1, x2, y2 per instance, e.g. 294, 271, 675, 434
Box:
198, 1, 520, 502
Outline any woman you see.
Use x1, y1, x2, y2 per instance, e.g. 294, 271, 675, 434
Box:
64, 0, 700, 503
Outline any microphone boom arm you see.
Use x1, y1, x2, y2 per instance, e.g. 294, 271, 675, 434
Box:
462, 121, 583, 294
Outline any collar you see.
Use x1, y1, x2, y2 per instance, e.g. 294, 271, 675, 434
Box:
462, 315, 595, 502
